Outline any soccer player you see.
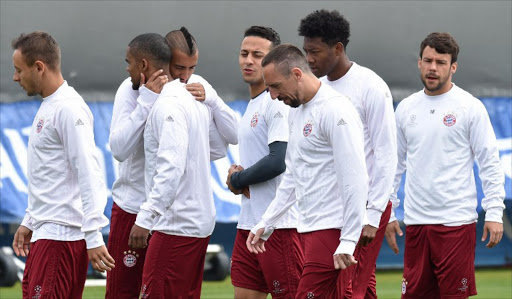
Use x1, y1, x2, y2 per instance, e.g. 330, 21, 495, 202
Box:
11, 31, 114, 298
298, 10, 397, 298
226, 26, 304, 299
123, 33, 216, 299
107, 31, 236, 298
247, 44, 368, 298
388, 32, 505, 299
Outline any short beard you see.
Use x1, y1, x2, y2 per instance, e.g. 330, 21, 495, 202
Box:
132, 83, 140, 90
421, 75, 448, 94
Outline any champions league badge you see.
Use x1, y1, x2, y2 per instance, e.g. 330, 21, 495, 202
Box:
443, 113, 456, 127
250, 112, 259, 128
36, 119, 44, 133
303, 121, 313, 137
123, 250, 139, 267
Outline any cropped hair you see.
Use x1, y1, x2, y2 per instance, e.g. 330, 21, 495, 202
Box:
298, 9, 350, 48
244, 26, 281, 48
11, 31, 61, 71
128, 33, 171, 68
261, 44, 311, 76
420, 32, 459, 64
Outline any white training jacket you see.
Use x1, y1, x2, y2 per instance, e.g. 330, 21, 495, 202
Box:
21, 81, 108, 249
391, 83, 505, 225
135, 80, 215, 237
252, 83, 368, 256
321, 62, 397, 228
109, 75, 237, 214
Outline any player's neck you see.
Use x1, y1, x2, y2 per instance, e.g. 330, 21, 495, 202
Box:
41, 73, 64, 98
327, 57, 352, 82
249, 82, 267, 99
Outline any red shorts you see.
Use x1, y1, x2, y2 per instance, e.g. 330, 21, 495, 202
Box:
339, 201, 392, 299
231, 228, 304, 298
296, 229, 345, 299
402, 223, 477, 299
22, 239, 88, 299
106, 202, 148, 299
140, 231, 210, 299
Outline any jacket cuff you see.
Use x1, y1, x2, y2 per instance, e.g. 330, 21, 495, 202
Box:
21, 213, 34, 231
484, 207, 504, 223
366, 208, 383, 228
138, 85, 159, 106
334, 239, 357, 256
388, 209, 397, 223
135, 209, 158, 230
250, 220, 274, 241
85, 230, 104, 249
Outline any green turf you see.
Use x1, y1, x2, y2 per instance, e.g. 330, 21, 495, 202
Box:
1, 269, 510, 298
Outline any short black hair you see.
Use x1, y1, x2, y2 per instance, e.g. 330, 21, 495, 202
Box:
298, 9, 350, 48
128, 33, 171, 68
12, 31, 61, 71
420, 32, 460, 64
244, 26, 281, 48
261, 44, 311, 76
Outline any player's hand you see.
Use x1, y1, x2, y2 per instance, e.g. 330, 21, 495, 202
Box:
186, 83, 205, 102
12, 225, 32, 257
482, 221, 503, 248
128, 224, 150, 249
246, 228, 266, 254
87, 245, 115, 272
359, 224, 378, 247
333, 253, 357, 270
241, 186, 250, 199
141, 69, 168, 94
226, 164, 243, 195
385, 220, 403, 254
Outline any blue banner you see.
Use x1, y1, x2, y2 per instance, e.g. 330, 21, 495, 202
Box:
1, 98, 511, 225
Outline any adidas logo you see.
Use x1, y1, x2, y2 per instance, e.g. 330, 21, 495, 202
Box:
165, 115, 174, 122
75, 119, 84, 126
274, 111, 283, 118
337, 118, 346, 126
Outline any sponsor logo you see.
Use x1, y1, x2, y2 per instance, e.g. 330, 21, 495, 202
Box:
75, 119, 84, 126
165, 115, 174, 122
250, 112, 259, 127
36, 119, 44, 133
337, 118, 346, 126
141, 284, 148, 298
274, 111, 283, 118
430, 109, 435, 114
303, 121, 313, 137
443, 113, 456, 127
402, 278, 408, 295
123, 250, 139, 267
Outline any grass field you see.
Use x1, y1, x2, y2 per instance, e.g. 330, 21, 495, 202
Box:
1, 269, 510, 298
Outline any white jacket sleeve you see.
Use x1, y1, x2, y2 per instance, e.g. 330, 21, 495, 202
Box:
252, 151, 297, 240
389, 103, 407, 223
208, 112, 229, 161
364, 87, 397, 228
136, 99, 189, 230
109, 82, 159, 162
324, 100, 368, 256
55, 104, 109, 249
203, 83, 239, 145
469, 101, 505, 223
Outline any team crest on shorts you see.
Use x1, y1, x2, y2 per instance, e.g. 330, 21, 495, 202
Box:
123, 250, 139, 267
303, 121, 313, 137
272, 280, 285, 294
250, 112, 259, 127
36, 119, 44, 133
401, 278, 408, 294
443, 113, 456, 126
458, 278, 468, 292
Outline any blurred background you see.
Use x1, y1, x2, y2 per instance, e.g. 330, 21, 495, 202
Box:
0, 0, 511, 297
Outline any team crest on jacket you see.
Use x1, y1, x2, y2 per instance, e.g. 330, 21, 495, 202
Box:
123, 250, 139, 267
250, 112, 259, 127
443, 113, 456, 126
36, 119, 44, 133
303, 121, 313, 137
